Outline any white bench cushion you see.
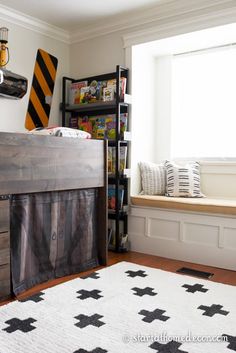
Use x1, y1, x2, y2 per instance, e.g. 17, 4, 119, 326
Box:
131, 195, 236, 216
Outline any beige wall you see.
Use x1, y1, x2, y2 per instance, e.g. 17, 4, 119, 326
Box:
0, 19, 70, 132
70, 31, 125, 79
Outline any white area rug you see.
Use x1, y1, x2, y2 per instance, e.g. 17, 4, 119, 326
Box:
0, 261, 235, 353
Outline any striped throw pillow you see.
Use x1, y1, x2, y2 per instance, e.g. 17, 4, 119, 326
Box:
139, 161, 166, 195
165, 161, 203, 197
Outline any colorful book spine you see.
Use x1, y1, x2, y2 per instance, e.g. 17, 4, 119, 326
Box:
77, 113, 128, 140
108, 146, 127, 175
70, 81, 88, 104
68, 116, 78, 128
108, 185, 124, 210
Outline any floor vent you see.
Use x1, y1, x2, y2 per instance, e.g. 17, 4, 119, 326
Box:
176, 267, 214, 279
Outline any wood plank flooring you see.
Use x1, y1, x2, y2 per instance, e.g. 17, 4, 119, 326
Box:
1, 251, 236, 307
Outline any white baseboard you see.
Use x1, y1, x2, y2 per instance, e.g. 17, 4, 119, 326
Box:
128, 206, 236, 270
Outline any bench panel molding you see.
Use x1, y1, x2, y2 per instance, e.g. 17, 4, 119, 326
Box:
129, 205, 236, 270
149, 217, 180, 241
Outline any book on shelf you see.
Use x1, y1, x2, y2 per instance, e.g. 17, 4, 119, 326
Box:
108, 228, 113, 245
78, 117, 93, 135
108, 231, 129, 252
105, 77, 127, 100
69, 77, 127, 105
80, 86, 92, 104
103, 86, 114, 102
108, 185, 124, 211
105, 113, 127, 140
120, 146, 127, 172
69, 81, 88, 105
108, 228, 116, 250
68, 116, 78, 128
120, 234, 129, 248
77, 113, 128, 140
108, 147, 113, 175
108, 146, 127, 175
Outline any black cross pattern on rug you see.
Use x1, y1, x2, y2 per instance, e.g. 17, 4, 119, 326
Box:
74, 314, 105, 328
198, 304, 229, 317
125, 270, 147, 278
77, 289, 103, 300
19, 291, 45, 303
74, 349, 108, 353
132, 287, 157, 297
139, 308, 170, 323
222, 334, 236, 351
81, 272, 100, 280
150, 340, 188, 353
182, 283, 208, 294
3, 318, 37, 333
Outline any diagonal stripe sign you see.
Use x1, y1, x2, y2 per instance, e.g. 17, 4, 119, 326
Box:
25, 49, 58, 130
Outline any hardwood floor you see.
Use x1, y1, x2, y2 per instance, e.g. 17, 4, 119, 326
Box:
1, 251, 236, 306
108, 251, 236, 285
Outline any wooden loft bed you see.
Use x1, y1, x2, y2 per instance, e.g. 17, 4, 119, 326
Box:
0, 132, 107, 300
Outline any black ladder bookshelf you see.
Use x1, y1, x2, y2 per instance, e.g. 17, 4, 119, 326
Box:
61, 65, 131, 252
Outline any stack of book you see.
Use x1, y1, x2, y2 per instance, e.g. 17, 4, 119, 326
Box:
69, 77, 127, 105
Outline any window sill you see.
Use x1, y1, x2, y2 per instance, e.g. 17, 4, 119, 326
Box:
200, 162, 236, 175
174, 158, 236, 175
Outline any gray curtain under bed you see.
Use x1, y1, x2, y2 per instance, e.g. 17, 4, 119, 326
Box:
10, 189, 99, 295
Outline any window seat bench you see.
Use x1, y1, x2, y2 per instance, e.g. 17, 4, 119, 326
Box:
129, 195, 236, 271
131, 195, 236, 216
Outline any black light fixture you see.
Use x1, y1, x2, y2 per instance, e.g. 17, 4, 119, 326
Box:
0, 27, 28, 99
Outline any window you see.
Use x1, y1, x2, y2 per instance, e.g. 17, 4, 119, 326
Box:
171, 46, 236, 159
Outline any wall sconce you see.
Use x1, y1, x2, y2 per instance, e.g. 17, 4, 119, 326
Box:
0, 27, 9, 67
0, 27, 28, 99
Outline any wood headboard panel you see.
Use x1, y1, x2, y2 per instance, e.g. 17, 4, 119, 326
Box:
0, 132, 106, 195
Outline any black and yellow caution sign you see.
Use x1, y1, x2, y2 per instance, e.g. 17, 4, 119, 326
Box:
25, 49, 58, 130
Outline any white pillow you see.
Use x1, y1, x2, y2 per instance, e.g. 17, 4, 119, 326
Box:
164, 160, 204, 197
139, 161, 166, 195
29, 127, 91, 139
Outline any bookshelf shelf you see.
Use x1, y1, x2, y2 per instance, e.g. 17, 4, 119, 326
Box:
108, 210, 128, 220
108, 139, 131, 147
61, 65, 131, 252
61, 95, 131, 114
108, 174, 129, 183
64, 101, 116, 113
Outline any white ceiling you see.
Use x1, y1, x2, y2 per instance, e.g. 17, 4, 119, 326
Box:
0, 0, 165, 31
